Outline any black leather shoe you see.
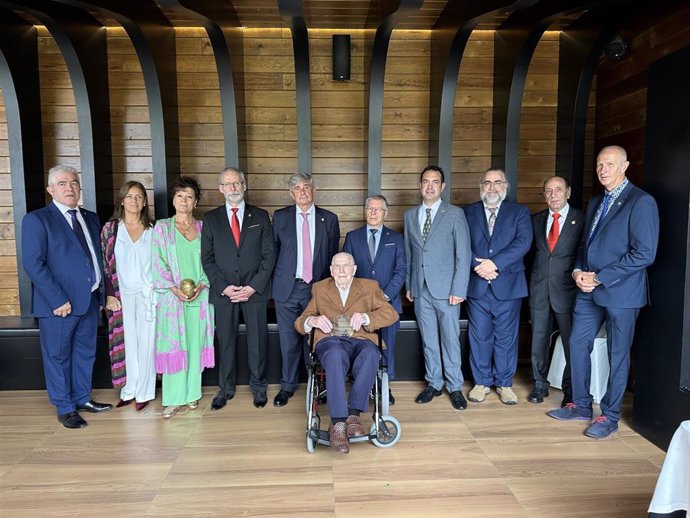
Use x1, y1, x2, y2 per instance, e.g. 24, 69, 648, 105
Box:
77, 400, 113, 413
389, 390, 396, 406
273, 390, 294, 407
253, 392, 268, 408
528, 386, 549, 404
211, 390, 234, 411
58, 411, 88, 429
415, 386, 442, 404
449, 390, 467, 410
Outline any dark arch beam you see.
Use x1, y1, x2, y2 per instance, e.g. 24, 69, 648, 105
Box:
366, 0, 423, 196
0, 8, 45, 316
428, 0, 537, 202
55, 0, 180, 218
6, 0, 113, 220
160, 0, 246, 171
278, 0, 311, 175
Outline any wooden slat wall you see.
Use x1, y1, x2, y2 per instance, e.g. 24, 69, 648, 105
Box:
0, 27, 577, 316
595, 3, 690, 188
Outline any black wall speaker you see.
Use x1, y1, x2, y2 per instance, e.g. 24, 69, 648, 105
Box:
332, 34, 351, 81
605, 33, 630, 62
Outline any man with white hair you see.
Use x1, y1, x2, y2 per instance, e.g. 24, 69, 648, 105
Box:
22, 165, 112, 429
463, 168, 533, 405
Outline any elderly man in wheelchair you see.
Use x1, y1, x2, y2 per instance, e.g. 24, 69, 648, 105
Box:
295, 252, 399, 454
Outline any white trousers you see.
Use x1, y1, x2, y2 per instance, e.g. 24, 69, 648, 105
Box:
120, 291, 156, 403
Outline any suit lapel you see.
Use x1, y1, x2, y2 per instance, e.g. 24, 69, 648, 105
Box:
373, 226, 392, 264
596, 183, 631, 237
50, 204, 86, 254
343, 278, 360, 313
326, 279, 345, 311
312, 206, 324, 264
425, 202, 448, 242
238, 204, 253, 250
535, 210, 549, 251
553, 208, 578, 252
473, 203, 491, 242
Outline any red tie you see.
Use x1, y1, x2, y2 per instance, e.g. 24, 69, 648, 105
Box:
547, 212, 560, 252
231, 207, 240, 246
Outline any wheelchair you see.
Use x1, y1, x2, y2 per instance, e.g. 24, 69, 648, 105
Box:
305, 330, 402, 453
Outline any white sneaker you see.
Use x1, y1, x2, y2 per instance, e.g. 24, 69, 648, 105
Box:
469, 384, 490, 403
496, 386, 518, 405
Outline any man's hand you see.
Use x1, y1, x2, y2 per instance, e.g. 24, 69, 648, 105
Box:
406, 290, 414, 302
308, 315, 333, 333
350, 312, 368, 332
573, 271, 598, 293
187, 282, 206, 302
474, 257, 498, 281
53, 301, 72, 317
229, 285, 256, 303
106, 296, 121, 312
449, 295, 464, 306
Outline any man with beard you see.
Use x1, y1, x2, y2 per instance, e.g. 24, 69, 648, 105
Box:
464, 168, 533, 405
201, 167, 276, 409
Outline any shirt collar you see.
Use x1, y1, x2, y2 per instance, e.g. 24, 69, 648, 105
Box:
549, 202, 570, 218
606, 178, 628, 198
53, 200, 78, 215
226, 200, 245, 213
296, 204, 315, 215
422, 198, 442, 212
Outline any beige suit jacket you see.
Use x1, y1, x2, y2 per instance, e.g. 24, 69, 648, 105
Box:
295, 277, 399, 349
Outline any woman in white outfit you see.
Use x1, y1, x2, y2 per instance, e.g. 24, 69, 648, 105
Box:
101, 181, 156, 411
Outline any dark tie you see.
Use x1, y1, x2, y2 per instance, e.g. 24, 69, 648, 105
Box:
231, 207, 240, 246
589, 193, 613, 241
547, 212, 560, 253
601, 193, 612, 219
488, 207, 497, 236
67, 209, 97, 284
369, 228, 378, 262
422, 208, 432, 242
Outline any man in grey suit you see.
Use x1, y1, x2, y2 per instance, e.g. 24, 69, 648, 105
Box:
404, 165, 472, 410
528, 176, 583, 405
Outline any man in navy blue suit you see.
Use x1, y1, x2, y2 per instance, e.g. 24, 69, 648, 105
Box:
271, 173, 340, 407
343, 195, 406, 403
21, 165, 112, 429
464, 168, 533, 405
548, 145, 659, 439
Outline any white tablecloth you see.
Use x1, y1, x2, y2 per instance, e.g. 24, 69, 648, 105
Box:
649, 420, 690, 514
546, 328, 609, 404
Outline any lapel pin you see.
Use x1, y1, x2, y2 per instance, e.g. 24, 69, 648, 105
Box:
321, 217, 325, 222
571, 220, 576, 225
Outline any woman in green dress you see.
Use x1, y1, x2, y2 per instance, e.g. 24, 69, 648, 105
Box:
152, 177, 215, 418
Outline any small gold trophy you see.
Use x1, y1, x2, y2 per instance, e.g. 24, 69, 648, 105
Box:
331, 314, 354, 337
180, 278, 197, 298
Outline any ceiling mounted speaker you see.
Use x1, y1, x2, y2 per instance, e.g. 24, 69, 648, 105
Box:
332, 34, 351, 81
605, 34, 630, 62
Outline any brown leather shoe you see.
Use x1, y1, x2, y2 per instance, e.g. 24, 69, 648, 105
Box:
345, 415, 366, 437
328, 422, 350, 454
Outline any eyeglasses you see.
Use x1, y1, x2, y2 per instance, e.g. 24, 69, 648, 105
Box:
221, 181, 244, 189
481, 180, 507, 189
291, 184, 313, 193
331, 264, 354, 271
365, 207, 387, 214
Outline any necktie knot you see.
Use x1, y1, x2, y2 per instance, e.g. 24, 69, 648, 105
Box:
232, 207, 238, 214
552, 212, 560, 221
370, 228, 378, 236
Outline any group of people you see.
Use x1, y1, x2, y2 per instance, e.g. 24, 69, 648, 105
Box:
22, 143, 658, 447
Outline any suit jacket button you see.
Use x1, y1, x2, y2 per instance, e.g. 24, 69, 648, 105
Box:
489, 249, 493, 253
371, 270, 375, 275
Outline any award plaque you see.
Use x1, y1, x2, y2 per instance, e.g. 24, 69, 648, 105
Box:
331, 314, 354, 337
180, 278, 197, 298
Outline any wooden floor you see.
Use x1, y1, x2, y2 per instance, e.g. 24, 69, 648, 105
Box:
0, 370, 665, 518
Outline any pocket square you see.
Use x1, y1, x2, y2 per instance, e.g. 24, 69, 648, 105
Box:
384, 243, 395, 247
248, 224, 260, 229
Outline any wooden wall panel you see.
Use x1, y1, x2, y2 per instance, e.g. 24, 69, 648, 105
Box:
596, 3, 690, 190
0, 90, 19, 315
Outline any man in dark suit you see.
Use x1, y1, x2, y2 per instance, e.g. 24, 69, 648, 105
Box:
295, 252, 399, 454
201, 167, 276, 410
464, 168, 533, 405
404, 165, 472, 410
343, 195, 406, 403
271, 173, 340, 407
528, 176, 583, 405
548, 145, 659, 439
21, 165, 112, 429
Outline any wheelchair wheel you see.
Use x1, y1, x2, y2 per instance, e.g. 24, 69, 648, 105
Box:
379, 371, 390, 417
306, 414, 320, 453
370, 416, 401, 448
305, 368, 315, 414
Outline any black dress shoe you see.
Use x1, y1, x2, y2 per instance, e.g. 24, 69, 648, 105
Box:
415, 386, 442, 404
273, 390, 294, 407
58, 411, 88, 429
528, 387, 549, 404
253, 392, 268, 408
211, 390, 234, 411
449, 390, 467, 410
77, 400, 113, 413
389, 390, 396, 406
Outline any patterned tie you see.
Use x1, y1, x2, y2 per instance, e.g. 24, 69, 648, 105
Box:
547, 212, 560, 253
422, 208, 432, 242
301, 212, 312, 283
231, 207, 240, 246
589, 193, 613, 241
488, 207, 497, 236
369, 228, 378, 263
67, 209, 97, 284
